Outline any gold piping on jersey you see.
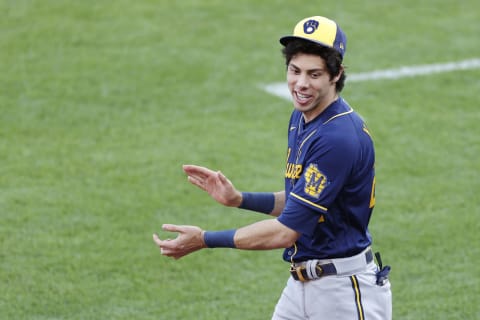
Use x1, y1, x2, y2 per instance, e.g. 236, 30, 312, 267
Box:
290, 192, 328, 211
362, 123, 372, 138
298, 129, 317, 152
322, 107, 354, 125
284, 129, 317, 180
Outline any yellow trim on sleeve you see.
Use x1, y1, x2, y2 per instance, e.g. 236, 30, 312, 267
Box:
290, 192, 328, 211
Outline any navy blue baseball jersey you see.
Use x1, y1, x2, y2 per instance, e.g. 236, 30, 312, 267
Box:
277, 97, 376, 262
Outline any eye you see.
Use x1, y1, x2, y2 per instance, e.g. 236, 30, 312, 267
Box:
288, 66, 300, 75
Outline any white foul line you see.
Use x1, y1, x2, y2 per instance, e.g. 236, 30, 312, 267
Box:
262, 58, 480, 100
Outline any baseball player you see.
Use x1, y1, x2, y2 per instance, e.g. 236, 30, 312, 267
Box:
153, 15, 392, 319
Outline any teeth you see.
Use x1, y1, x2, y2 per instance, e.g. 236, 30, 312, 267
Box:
297, 93, 310, 100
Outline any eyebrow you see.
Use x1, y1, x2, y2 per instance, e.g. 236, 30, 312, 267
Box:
288, 63, 325, 73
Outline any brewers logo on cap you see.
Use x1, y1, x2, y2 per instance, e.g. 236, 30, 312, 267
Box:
280, 16, 347, 58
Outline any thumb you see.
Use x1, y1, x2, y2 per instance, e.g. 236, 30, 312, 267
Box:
217, 171, 229, 184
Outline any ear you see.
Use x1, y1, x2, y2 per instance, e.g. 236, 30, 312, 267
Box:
332, 65, 344, 83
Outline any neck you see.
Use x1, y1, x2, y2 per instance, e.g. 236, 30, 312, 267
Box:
303, 94, 339, 123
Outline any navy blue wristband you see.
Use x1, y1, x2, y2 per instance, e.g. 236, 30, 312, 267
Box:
239, 192, 275, 214
204, 229, 237, 248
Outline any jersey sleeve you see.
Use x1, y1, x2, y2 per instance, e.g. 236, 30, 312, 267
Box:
279, 133, 357, 235
277, 198, 322, 236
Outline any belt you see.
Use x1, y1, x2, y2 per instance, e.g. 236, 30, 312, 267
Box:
290, 247, 374, 282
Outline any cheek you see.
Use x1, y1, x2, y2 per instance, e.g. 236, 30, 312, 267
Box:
286, 77, 295, 90
312, 78, 329, 91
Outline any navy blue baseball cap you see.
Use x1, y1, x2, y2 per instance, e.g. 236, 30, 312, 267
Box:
280, 16, 347, 58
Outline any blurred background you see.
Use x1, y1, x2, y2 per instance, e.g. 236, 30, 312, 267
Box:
1, 1, 479, 319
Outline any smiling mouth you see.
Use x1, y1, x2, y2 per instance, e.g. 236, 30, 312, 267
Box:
294, 92, 313, 105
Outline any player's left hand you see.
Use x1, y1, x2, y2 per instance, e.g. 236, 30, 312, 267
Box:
153, 224, 206, 260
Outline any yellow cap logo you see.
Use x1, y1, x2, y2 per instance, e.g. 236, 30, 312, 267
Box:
294, 17, 337, 48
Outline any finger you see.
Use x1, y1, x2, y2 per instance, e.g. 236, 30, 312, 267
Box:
160, 247, 175, 257
153, 233, 162, 246
183, 165, 216, 178
162, 224, 183, 233
153, 234, 175, 250
186, 172, 208, 185
183, 164, 210, 173
187, 176, 206, 189
183, 164, 201, 172
159, 243, 187, 260
183, 164, 204, 177
153, 235, 171, 257
217, 171, 229, 184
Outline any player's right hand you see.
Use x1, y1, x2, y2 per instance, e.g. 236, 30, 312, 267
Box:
182, 164, 242, 207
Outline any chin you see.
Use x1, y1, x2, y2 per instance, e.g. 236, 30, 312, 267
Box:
293, 103, 313, 112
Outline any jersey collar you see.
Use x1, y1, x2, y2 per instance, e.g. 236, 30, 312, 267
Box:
302, 97, 351, 129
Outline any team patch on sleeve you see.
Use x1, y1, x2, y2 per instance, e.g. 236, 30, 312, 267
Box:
303, 163, 328, 198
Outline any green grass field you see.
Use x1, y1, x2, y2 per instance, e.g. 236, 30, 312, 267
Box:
1, 0, 479, 319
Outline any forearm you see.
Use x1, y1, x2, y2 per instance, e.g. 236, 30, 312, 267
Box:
233, 219, 298, 250
270, 191, 286, 217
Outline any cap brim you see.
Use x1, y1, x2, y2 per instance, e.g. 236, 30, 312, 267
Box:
279, 35, 331, 50
279, 36, 298, 46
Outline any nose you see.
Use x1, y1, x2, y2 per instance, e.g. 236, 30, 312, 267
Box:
295, 73, 309, 90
